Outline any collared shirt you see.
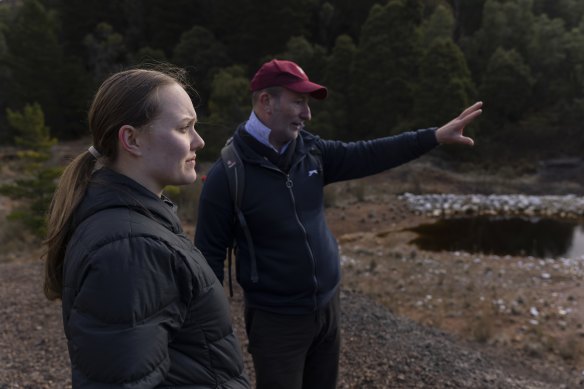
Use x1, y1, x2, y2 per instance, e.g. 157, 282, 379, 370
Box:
244, 111, 289, 154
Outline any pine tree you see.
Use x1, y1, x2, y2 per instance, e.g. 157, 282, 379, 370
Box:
420, 4, 455, 47
461, 0, 535, 82
318, 34, 357, 140
4, 0, 92, 139
479, 48, 534, 126
0, 103, 60, 237
198, 65, 250, 159
172, 25, 230, 113
351, 0, 423, 138
84, 22, 127, 82
413, 38, 475, 127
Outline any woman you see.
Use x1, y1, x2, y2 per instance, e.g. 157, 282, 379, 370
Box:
43, 67, 249, 388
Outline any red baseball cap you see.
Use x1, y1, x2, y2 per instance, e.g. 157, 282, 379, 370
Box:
250, 59, 328, 100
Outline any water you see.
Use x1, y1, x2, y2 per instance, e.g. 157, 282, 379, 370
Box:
408, 217, 584, 259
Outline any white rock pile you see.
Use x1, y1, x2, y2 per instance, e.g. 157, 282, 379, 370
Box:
399, 193, 584, 219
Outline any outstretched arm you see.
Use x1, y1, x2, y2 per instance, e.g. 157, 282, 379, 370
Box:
435, 101, 483, 146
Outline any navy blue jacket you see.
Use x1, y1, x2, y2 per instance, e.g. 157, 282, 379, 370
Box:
195, 125, 438, 314
62, 168, 249, 388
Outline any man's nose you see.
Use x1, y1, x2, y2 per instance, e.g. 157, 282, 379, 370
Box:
300, 104, 311, 121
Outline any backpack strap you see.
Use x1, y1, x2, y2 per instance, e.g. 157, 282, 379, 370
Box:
220, 139, 259, 297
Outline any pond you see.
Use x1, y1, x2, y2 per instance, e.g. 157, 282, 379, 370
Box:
408, 217, 584, 259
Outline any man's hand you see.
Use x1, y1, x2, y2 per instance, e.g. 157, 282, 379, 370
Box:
435, 101, 483, 146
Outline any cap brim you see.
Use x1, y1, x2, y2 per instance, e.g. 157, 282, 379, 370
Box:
286, 80, 328, 100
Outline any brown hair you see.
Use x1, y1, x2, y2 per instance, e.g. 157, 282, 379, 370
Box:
43, 66, 189, 300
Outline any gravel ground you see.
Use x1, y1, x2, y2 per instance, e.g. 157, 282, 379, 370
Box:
2, 259, 583, 388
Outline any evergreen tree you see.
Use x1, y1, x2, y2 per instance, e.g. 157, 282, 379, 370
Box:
84, 22, 127, 82
351, 0, 423, 138
533, 0, 584, 29
318, 34, 357, 140
172, 25, 230, 113
462, 0, 535, 82
142, 0, 201, 54
448, 0, 486, 40
413, 38, 475, 127
52, 0, 125, 59
0, 103, 60, 237
527, 14, 584, 107
4, 0, 92, 139
562, 26, 584, 102
420, 4, 455, 47
310, 0, 385, 48
198, 65, 249, 159
212, 0, 318, 66
121, 0, 147, 52
479, 48, 534, 126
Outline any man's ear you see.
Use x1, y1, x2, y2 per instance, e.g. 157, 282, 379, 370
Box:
259, 91, 273, 114
118, 125, 143, 157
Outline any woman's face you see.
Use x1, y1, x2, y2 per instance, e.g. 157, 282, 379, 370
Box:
139, 83, 204, 194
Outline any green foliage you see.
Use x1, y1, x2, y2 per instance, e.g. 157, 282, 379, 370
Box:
533, 0, 584, 28
420, 4, 455, 47
413, 38, 476, 127
0, 103, 60, 237
52, 0, 126, 58
198, 65, 250, 160
84, 22, 126, 82
526, 14, 584, 107
4, 0, 92, 139
7, 103, 56, 163
351, 0, 423, 138
0, 0, 583, 165
479, 48, 534, 127
316, 34, 357, 140
172, 25, 230, 111
462, 0, 535, 81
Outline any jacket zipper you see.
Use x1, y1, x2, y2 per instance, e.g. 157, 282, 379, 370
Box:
284, 173, 319, 310
259, 160, 320, 310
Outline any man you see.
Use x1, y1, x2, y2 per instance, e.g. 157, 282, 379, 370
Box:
195, 59, 482, 389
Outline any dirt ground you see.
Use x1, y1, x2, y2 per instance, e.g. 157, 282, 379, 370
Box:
321, 157, 584, 383
2, 154, 584, 387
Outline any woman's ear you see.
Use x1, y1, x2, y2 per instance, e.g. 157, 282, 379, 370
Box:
118, 125, 143, 157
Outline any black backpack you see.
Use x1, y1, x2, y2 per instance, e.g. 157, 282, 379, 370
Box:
220, 139, 257, 297
220, 138, 323, 296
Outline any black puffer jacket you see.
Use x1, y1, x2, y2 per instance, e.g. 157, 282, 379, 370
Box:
61, 168, 249, 388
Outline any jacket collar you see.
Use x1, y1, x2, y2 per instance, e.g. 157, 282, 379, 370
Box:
233, 122, 317, 167
73, 168, 182, 233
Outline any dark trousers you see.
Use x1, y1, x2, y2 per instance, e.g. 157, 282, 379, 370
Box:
244, 292, 341, 389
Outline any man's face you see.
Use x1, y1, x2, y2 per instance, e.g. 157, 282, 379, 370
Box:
266, 88, 311, 150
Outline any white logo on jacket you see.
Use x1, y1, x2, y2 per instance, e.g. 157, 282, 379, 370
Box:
308, 169, 318, 177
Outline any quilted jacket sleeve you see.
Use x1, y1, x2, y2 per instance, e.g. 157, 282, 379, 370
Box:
64, 236, 192, 388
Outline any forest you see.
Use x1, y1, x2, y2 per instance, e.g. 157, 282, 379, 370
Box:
1, 0, 584, 166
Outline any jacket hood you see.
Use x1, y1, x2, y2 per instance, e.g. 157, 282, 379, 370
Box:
72, 168, 182, 234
